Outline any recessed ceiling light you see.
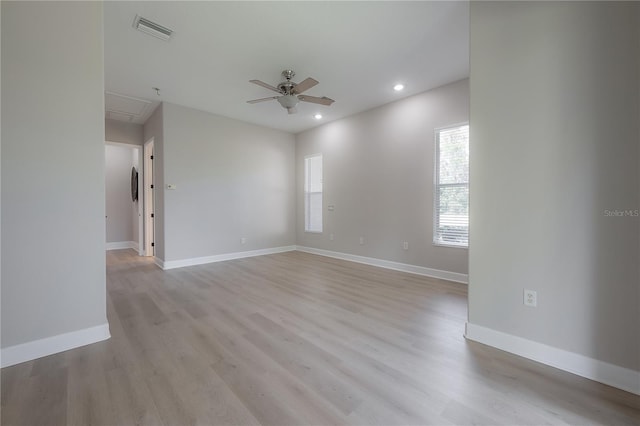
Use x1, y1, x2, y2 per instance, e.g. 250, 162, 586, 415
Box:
314, 114, 323, 120
393, 83, 405, 91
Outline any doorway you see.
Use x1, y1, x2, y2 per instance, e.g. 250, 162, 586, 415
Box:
105, 142, 143, 253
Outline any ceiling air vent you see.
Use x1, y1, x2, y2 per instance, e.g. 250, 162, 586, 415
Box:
133, 15, 173, 41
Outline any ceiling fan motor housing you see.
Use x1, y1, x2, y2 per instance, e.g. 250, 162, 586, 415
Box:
277, 81, 295, 94
278, 70, 296, 94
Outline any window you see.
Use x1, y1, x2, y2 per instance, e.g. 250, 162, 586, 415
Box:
434, 124, 469, 247
304, 154, 323, 233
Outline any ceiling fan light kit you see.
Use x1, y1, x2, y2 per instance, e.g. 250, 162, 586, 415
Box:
277, 95, 298, 108
247, 70, 335, 114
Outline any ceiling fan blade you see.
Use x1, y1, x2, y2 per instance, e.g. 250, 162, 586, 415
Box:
298, 95, 335, 106
249, 79, 281, 93
293, 77, 319, 94
246, 96, 279, 104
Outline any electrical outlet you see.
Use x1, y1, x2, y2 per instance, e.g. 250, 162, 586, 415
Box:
403, 241, 409, 250
329, 233, 334, 241
524, 289, 537, 307
241, 237, 246, 244
359, 236, 364, 245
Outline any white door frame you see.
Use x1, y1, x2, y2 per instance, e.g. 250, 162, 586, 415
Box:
143, 138, 155, 257
105, 141, 143, 254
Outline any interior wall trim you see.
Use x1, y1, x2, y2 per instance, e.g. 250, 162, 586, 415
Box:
105, 241, 136, 251
1, 324, 111, 368
154, 256, 165, 269
158, 245, 297, 270
465, 322, 640, 396
295, 245, 468, 284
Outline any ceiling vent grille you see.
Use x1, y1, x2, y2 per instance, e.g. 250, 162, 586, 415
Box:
133, 15, 173, 41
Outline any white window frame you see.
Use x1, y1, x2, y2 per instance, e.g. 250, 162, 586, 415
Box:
434, 123, 469, 248
304, 153, 323, 233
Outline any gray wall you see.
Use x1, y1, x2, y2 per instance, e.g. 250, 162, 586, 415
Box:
105, 118, 144, 146
469, 1, 639, 371
160, 102, 296, 262
143, 104, 165, 259
1, 2, 107, 347
295, 80, 469, 275
105, 144, 137, 244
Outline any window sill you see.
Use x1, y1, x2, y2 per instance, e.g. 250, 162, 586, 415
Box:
433, 242, 468, 249
305, 230, 323, 234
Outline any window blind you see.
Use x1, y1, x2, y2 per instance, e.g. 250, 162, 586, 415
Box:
304, 154, 323, 232
434, 125, 469, 247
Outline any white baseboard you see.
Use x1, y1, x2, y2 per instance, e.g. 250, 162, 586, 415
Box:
295, 246, 468, 284
131, 241, 140, 253
465, 322, 640, 396
154, 256, 165, 269
1, 323, 111, 368
106, 241, 136, 251
158, 245, 297, 270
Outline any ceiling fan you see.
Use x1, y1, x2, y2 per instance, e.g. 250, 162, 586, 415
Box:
247, 70, 335, 115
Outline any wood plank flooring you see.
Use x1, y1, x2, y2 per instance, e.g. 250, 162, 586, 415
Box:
2, 249, 639, 425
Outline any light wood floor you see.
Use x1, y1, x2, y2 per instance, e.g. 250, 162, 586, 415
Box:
2, 250, 639, 425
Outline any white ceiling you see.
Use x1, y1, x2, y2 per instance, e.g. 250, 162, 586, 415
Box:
104, 1, 469, 134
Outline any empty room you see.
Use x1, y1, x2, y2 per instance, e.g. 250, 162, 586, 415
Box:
1, 1, 639, 425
